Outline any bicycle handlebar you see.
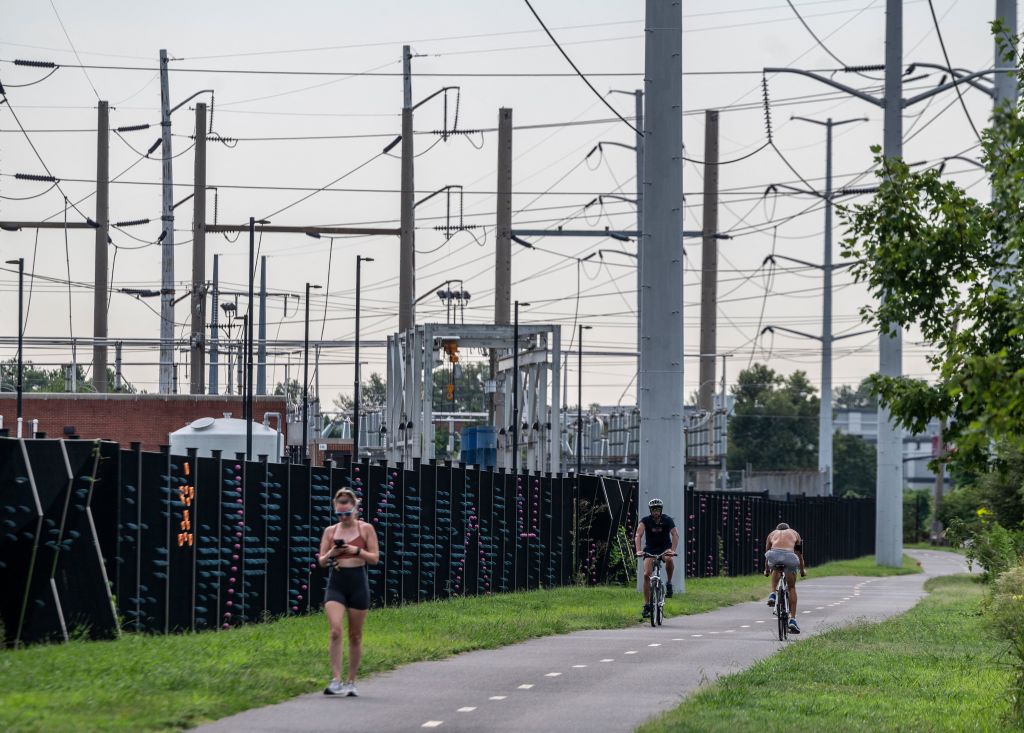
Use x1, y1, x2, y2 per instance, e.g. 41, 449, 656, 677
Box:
638, 551, 676, 559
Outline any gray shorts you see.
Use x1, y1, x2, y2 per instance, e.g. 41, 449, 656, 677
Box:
765, 549, 799, 575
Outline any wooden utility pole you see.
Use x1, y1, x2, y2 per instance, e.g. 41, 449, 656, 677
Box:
697, 110, 719, 491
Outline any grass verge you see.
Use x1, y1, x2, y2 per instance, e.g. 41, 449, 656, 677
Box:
637, 575, 1019, 733
0, 555, 919, 732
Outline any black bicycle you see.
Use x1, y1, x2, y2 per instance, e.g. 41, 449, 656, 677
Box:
641, 551, 673, 627
771, 562, 790, 641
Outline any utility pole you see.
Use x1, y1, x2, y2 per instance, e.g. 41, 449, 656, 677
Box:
93, 100, 109, 393
697, 109, 719, 492
257, 256, 267, 395
399, 45, 415, 332
634, 89, 644, 393
764, 116, 868, 496
209, 254, 219, 395
159, 49, 176, 394
640, 0, 685, 588
877, 0, 903, 567
189, 102, 206, 395
493, 107, 513, 425
995, 0, 1019, 108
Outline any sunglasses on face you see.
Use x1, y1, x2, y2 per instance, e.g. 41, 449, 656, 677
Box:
336, 508, 355, 517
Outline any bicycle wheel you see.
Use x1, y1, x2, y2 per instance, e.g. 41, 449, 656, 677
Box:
777, 583, 789, 641
650, 581, 659, 627
655, 589, 664, 626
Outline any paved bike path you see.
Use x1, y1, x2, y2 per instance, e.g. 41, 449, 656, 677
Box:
194, 550, 969, 733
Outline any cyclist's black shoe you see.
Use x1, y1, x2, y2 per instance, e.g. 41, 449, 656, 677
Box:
767, 592, 777, 607
788, 619, 801, 634
665, 583, 673, 598
641, 603, 652, 619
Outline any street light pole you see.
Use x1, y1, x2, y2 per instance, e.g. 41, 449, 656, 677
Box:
303, 282, 322, 462
246, 217, 256, 458
353, 255, 374, 463
5, 258, 24, 427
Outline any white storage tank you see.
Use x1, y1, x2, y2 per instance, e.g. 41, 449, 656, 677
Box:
170, 412, 283, 461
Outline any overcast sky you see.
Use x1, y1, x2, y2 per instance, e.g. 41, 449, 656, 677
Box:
0, 0, 1008, 409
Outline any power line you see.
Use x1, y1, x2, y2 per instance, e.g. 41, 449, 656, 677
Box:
925, 0, 982, 142
521, 0, 640, 136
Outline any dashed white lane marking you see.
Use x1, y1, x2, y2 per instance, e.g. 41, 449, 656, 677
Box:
709, 631, 720, 635
740, 625, 751, 628
816, 606, 825, 610
518, 684, 534, 689
648, 643, 661, 646
489, 696, 507, 700
457, 707, 476, 713
624, 650, 638, 655
672, 638, 685, 641
755, 620, 765, 624
725, 629, 735, 633
802, 611, 811, 614
600, 659, 614, 663
572, 664, 587, 668
422, 722, 443, 729
545, 672, 562, 677
691, 634, 703, 637
843, 597, 852, 600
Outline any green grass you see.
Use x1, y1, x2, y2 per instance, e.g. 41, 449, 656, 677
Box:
0, 555, 919, 732
637, 575, 1020, 733
905, 541, 966, 554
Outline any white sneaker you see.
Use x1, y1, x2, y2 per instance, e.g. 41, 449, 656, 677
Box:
346, 682, 359, 697
324, 679, 344, 695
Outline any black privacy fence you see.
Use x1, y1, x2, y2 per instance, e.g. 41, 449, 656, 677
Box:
0, 437, 874, 647
612, 486, 877, 581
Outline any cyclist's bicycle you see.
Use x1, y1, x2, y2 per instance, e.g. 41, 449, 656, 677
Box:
641, 551, 673, 627
771, 562, 790, 641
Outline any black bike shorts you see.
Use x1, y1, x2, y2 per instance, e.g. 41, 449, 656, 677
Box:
324, 565, 370, 610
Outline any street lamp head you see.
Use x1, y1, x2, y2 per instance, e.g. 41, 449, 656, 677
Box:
580, 325, 593, 331
309, 284, 323, 290
5, 259, 22, 266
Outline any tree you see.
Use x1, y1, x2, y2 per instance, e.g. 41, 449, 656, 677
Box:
839, 25, 1024, 479
431, 361, 487, 412
832, 432, 877, 497
333, 372, 387, 413
273, 379, 302, 404
0, 359, 128, 393
727, 364, 819, 471
833, 378, 877, 409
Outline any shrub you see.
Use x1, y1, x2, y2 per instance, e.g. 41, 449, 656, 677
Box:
988, 564, 1024, 725
946, 515, 1023, 582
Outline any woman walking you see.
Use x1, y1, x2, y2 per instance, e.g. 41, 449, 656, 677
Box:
318, 488, 379, 696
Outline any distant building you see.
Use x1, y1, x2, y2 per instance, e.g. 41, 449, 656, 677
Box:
832, 407, 950, 490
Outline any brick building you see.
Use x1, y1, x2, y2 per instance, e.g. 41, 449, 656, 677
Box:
0, 393, 287, 452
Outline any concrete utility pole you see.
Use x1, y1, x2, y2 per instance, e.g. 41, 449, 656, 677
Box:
399, 45, 416, 332
93, 101, 109, 393
697, 109, 719, 492
877, 0, 904, 567
189, 102, 206, 395
995, 0, 1019, 108
764, 116, 868, 496
159, 49, 176, 394
640, 0, 685, 587
209, 254, 219, 395
634, 89, 644, 393
493, 107, 513, 424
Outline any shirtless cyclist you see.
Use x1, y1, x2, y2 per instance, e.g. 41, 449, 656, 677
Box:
764, 522, 806, 634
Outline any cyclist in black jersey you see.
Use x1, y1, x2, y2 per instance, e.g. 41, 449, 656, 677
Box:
634, 498, 679, 618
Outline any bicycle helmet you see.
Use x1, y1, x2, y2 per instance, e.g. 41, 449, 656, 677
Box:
648, 498, 664, 509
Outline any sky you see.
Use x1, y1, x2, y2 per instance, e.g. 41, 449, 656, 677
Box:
0, 0, 1008, 410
